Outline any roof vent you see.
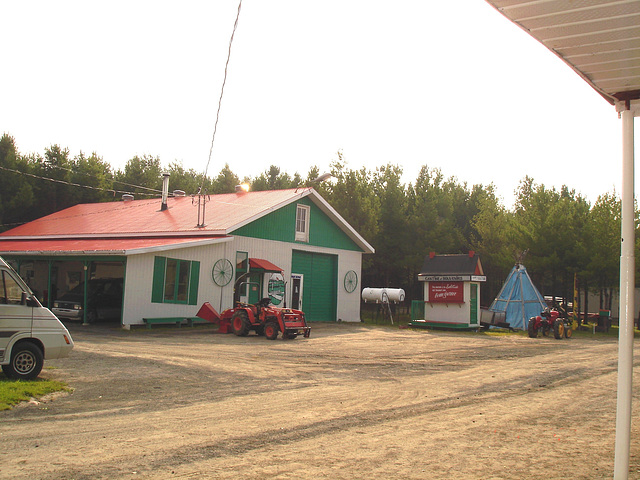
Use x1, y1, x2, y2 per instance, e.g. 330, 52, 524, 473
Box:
122, 194, 134, 201
161, 172, 170, 211
235, 184, 249, 193
173, 190, 186, 197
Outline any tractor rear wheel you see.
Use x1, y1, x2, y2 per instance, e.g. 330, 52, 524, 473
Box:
264, 322, 279, 340
231, 311, 250, 336
553, 319, 565, 339
528, 319, 538, 338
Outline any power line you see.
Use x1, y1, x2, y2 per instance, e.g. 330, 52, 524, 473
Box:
200, 0, 243, 193
0, 165, 159, 197
37, 163, 163, 194
0, 220, 28, 228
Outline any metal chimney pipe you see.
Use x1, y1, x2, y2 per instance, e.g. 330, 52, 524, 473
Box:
161, 173, 170, 211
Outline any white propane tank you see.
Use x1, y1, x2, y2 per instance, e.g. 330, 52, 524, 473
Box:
361, 287, 405, 303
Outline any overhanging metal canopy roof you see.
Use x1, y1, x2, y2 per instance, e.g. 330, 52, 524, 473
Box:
484, 1, 639, 477
249, 258, 283, 273
485, 0, 640, 106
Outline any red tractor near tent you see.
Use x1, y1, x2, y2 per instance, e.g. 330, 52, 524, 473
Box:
528, 306, 572, 339
196, 272, 311, 340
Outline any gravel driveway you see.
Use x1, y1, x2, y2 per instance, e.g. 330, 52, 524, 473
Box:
1, 322, 639, 479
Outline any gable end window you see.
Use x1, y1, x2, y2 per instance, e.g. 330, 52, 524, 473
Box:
295, 204, 310, 242
152, 256, 200, 305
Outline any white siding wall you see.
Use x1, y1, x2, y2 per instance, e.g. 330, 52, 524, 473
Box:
122, 237, 364, 326
123, 242, 230, 326
336, 250, 362, 322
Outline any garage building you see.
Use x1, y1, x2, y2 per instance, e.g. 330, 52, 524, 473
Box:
0, 186, 374, 328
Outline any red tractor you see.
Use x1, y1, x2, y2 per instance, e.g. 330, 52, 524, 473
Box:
196, 274, 310, 340
222, 297, 310, 340
528, 307, 572, 339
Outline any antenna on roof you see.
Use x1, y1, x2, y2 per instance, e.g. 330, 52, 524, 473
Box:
193, 189, 210, 228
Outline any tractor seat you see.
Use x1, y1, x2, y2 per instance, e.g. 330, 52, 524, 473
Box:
259, 298, 271, 307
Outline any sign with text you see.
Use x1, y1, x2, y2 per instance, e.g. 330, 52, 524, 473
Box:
428, 281, 464, 303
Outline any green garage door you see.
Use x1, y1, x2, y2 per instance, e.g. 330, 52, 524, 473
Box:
291, 250, 337, 322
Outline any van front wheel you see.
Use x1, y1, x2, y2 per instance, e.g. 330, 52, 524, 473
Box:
2, 342, 44, 380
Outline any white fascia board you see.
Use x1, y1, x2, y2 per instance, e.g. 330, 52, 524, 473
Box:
304, 189, 375, 254
0, 250, 126, 256
224, 188, 375, 254
125, 236, 233, 255
0, 238, 233, 257
225, 190, 311, 234
1, 230, 228, 241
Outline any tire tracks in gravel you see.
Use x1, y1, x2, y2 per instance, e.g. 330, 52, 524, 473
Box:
43, 350, 629, 480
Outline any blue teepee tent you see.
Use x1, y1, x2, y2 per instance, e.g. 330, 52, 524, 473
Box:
489, 264, 546, 330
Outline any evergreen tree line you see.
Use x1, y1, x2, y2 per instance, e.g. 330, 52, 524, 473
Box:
0, 134, 628, 315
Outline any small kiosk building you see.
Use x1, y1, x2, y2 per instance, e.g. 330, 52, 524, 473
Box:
411, 252, 486, 329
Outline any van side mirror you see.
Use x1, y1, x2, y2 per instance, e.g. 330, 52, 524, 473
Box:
22, 291, 39, 307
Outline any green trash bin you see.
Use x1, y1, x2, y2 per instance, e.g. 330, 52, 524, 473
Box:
597, 309, 611, 332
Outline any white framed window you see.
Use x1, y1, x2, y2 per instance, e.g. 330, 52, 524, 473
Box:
295, 204, 310, 242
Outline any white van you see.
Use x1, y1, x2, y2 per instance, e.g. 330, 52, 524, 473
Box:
0, 256, 74, 380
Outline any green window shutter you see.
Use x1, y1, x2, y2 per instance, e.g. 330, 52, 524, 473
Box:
151, 256, 166, 303
188, 260, 200, 305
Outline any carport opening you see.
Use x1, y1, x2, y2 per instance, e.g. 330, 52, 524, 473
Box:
19, 260, 125, 325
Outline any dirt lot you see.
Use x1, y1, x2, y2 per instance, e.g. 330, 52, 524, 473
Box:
1, 322, 640, 480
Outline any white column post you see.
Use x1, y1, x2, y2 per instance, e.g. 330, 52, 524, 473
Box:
614, 106, 636, 480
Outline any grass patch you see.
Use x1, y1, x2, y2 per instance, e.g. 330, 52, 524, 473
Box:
479, 328, 521, 337
360, 304, 412, 326
572, 323, 640, 339
369, 318, 640, 340
0, 377, 70, 411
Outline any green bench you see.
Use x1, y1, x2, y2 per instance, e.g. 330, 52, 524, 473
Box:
142, 317, 205, 329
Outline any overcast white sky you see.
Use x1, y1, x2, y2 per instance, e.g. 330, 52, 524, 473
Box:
2, 0, 637, 208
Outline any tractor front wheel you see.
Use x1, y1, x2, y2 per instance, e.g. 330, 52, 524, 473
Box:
542, 323, 550, 336
528, 319, 538, 338
553, 319, 565, 339
564, 325, 573, 338
264, 322, 279, 340
231, 311, 250, 336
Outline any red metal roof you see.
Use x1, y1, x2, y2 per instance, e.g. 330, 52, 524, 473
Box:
249, 258, 283, 272
0, 189, 306, 238
0, 187, 375, 255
